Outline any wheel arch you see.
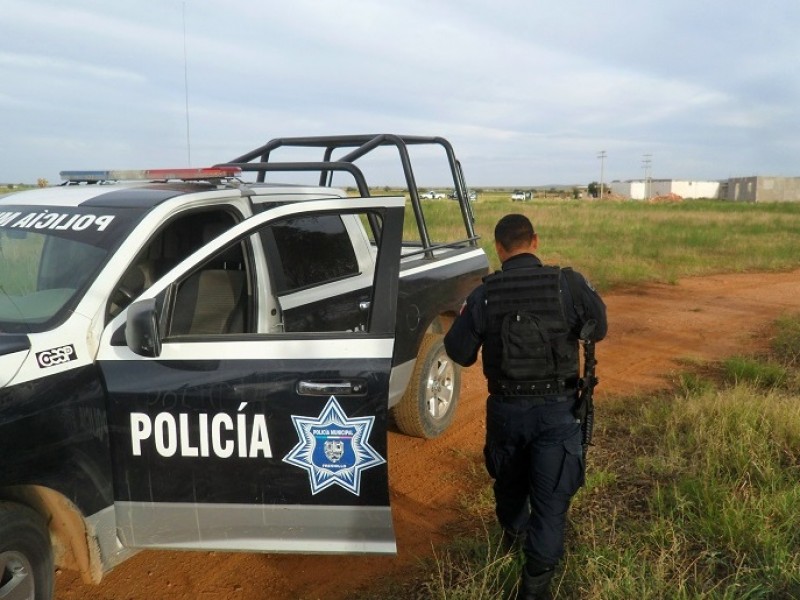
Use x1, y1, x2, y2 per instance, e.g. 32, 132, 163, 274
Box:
1, 485, 104, 584
422, 311, 457, 337
390, 310, 458, 400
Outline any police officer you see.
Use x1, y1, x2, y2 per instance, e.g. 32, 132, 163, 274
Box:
444, 214, 607, 599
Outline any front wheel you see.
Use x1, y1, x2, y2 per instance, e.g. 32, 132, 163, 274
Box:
391, 334, 461, 439
0, 503, 54, 600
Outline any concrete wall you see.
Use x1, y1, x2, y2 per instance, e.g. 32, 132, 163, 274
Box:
723, 176, 800, 202
656, 180, 720, 199
609, 180, 645, 199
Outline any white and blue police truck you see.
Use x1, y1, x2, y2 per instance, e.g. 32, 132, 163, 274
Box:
0, 135, 489, 599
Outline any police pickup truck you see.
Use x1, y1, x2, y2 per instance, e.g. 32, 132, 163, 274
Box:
0, 135, 488, 599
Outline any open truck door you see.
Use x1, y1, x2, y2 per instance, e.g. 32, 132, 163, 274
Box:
96, 197, 404, 554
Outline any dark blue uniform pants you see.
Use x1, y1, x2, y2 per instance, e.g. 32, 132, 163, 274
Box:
483, 394, 585, 567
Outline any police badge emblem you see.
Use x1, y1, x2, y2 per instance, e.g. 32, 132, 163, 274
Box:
283, 396, 385, 495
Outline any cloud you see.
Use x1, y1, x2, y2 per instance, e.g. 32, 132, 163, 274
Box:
0, 52, 146, 83
1, 0, 798, 184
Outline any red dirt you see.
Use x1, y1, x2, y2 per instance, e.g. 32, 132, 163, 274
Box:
56, 269, 800, 600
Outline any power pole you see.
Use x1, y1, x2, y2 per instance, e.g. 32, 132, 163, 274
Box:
597, 150, 607, 199
642, 154, 652, 200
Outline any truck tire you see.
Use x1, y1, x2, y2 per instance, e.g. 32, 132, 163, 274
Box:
391, 334, 461, 439
0, 503, 54, 600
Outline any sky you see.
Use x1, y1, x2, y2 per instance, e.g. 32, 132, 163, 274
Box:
2, 0, 799, 187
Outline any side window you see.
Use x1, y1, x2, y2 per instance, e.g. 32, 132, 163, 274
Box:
108, 210, 241, 321
167, 236, 252, 337
261, 215, 359, 294
258, 211, 381, 334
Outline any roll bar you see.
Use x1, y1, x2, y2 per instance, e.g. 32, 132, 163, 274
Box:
218, 134, 479, 254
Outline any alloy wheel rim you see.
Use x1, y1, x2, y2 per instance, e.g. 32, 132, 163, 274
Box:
426, 352, 455, 420
0, 550, 35, 600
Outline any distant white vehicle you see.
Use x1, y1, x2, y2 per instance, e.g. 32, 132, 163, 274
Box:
449, 189, 478, 201
511, 190, 532, 201
421, 190, 446, 199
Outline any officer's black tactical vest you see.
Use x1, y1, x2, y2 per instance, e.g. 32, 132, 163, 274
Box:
482, 266, 580, 388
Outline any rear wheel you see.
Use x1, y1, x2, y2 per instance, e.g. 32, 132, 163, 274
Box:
391, 334, 461, 439
0, 503, 54, 600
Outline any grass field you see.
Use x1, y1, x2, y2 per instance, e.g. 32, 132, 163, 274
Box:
407, 193, 800, 290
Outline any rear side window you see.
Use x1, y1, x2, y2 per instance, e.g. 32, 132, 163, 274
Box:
261, 215, 358, 294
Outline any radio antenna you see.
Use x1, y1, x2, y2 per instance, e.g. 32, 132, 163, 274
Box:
182, 1, 192, 165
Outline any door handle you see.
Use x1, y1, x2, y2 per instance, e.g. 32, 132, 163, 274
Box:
296, 379, 367, 396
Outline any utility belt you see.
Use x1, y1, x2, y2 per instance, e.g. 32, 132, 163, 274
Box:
488, 376, 579, 398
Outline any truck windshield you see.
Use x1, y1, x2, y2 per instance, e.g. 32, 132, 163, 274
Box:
0, 205, 141, 332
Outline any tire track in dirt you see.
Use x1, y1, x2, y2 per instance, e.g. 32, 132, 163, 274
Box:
56, 269, 800, 600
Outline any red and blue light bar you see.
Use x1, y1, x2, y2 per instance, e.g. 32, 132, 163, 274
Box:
59, 167, 241, 183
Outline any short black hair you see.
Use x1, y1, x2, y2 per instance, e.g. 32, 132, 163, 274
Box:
494, 214, 535, 251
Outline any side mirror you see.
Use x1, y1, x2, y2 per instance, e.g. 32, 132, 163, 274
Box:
126, 298, 162, 357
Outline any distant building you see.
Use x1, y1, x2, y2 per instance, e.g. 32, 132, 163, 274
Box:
720, 176, 800, 202
609, 179, 720, 200
610, 176, 800, 202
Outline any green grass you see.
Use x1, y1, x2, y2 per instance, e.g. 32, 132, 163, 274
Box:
772, 315, 800, 367
358, 314, 800, 599
394, 193, 800, 291
588, 381, 800, 599
721, 356, 788, 388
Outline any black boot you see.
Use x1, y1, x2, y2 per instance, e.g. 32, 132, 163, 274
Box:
516, 564, 554, 600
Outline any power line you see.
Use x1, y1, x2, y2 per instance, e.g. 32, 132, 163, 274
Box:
642, 154, 652, 200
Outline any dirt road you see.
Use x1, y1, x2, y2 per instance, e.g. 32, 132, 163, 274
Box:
56, 269, 800, 600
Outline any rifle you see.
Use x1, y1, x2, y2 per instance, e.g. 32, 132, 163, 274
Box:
574, 320, 599, 458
